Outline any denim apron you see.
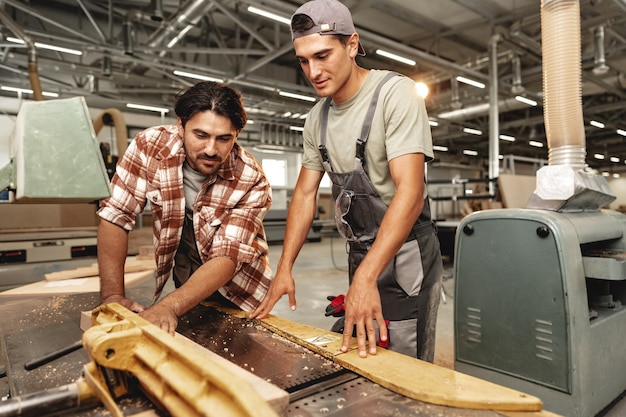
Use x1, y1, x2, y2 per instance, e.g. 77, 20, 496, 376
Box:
319, 72, 442, 361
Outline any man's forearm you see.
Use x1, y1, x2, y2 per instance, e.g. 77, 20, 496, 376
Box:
157, 257, 236, 317
97, 220, 130, 302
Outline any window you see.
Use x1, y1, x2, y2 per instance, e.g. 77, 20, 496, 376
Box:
262, 159, 286, 187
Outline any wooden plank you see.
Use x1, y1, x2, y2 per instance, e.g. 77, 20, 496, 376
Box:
45, 258, 156, 281
213, 306, 550, 414
0, 270, 154, 297
498, 174, 537, 209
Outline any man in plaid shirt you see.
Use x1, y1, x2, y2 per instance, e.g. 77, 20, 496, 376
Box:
97, 81, 273, 334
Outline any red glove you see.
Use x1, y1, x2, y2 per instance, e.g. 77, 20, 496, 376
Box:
325, 294, 346, 317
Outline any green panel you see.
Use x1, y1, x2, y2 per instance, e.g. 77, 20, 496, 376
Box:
14, 97, 111, 202
455, 216, 570, 392
0, 162, 13, 192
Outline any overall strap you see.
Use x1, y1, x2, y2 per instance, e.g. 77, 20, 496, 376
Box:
356, 71, 400, 162
318, 71, 402, 170
318, 97, 333, 170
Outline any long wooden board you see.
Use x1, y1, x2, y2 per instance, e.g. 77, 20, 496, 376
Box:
45, 258, 156, 281
212, 305, 559, 415
0, 270, 154, 297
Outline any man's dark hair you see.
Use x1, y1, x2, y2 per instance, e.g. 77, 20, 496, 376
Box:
291, 14, 349, 47
174, 81, 248, 131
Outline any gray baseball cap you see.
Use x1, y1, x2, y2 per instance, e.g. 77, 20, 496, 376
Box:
291, 0, 366, 56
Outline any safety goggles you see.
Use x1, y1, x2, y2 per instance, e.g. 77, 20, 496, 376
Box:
334, 190, 356, 241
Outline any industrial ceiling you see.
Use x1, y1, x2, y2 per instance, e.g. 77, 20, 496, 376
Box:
1, 0, 626, 173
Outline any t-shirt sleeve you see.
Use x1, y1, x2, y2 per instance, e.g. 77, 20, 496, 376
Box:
383, 77, 434, 163
300, 105, 326, 172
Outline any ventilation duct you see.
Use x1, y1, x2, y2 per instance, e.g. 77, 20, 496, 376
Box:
593, 25, 610, 75
527, 0, 615, 211
0, 8, 44, 101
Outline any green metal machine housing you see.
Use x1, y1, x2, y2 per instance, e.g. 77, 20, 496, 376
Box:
454, 208, 626, 417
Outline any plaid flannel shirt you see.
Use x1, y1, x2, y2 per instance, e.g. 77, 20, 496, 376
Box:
98, 125, 273, 310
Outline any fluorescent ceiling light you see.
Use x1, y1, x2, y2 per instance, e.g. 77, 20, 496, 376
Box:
246, 120, 255, 125
456, 76, 485, 89
463, 127, 482, 135
7, 36, 82, 56
173, 70, 223, 83
614, 173, 621, 178
247, 6, 290, 25
290, 126, 304, 132
611, 156, 620, 163
499, 134, 515, 142
127, 103, 170, 113
428, 120, 439, 127
602, 171, 610, 177
529, 140, 544, 148
1, 85, 58, 97
594, 153, 605, 160
282, 111, 292, 118
299, 113, 308, 119
515, 95, 537, 106
618, 129, 626, 137
375, 49, 416, 66
463, 149, 478, 156
590, 120, 605, 128
279, 91, 316, 102
433, 145, 448, 152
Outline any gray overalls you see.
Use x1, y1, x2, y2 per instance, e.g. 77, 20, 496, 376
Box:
319, 73, 443, 361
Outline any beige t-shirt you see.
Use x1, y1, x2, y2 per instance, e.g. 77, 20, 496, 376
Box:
302, 69, 433, 205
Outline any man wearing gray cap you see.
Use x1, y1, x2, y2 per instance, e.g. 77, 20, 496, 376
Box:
251, 0, 443, 362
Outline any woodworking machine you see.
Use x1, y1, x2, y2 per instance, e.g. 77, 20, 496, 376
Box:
454, 208, 626, 417
454, 2, 626, 416
0, 293, 551, 417
0, 230, 98, 291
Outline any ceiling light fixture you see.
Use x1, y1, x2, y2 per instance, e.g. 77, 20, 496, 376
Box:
247, 6, 290, 25
375, 49, 416, 66
456, 76, 485, 89
515, 95, 537, 106
126, 103, 170, 113
290, 126, 304, 132
617, 129, 626, 137
279, 91, 316, 102
433, 145, 448, 152
1, 85, 58, 97
499, 134, 516, 142
7, 37, 83, 56
428, 120, 439, 127
174, 70, 223, 83
463, 127, 482, 135
529, 141, 544, 148
590, 120, 605, 128
594, 153, 606, 160
610, 156, 620, 163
